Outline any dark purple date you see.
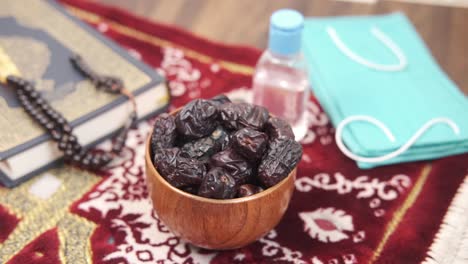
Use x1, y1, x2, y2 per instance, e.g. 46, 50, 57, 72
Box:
153, 148, 206, 188
210, 94, 231, 105
218, 102, 269, 130
175, 99, 218, 139
210, 149, 252, 185
265, 116, 295, 140
181, 126, 229, 159
198, 167, 237, 199
150, 113, 177, 152
232, 128, 268, 161
258, 138, 302, 187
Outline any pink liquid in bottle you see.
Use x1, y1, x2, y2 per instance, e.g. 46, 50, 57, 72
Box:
253, 53, 309, 140
252, 9, 309, 141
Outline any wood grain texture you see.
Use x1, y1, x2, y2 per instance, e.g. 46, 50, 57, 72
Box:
96, 0, 468, 95
145, 134, 296, 249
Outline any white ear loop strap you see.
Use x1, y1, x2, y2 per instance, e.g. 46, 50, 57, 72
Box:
335, 116, 460, 163
326, 26, 408, 72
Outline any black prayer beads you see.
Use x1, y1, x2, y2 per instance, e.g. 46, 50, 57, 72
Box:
5, 54, 137, 171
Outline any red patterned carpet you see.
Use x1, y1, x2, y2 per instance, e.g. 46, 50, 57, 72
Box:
0, 0, 467, 263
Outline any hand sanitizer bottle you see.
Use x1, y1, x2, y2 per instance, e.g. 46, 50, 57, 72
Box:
252, 9, 309, 141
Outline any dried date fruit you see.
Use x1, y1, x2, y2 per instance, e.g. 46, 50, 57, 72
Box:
153, 147, 179, 183
153, 148, 206, 188
219, 129, 231, 151
218, 103, 243, 130
258, 138, 302, 187
212, 126, 231, 151
232, 128, 268, 161
265, 116, 295, 140
237, 184, 264, 197
175, 99, 218, 139
150, 113, 177, 152
218, 102, 269, 130
211, 94, 231, 105
210, 149, 252, 184
198, 167, 237, 199
181, 126, 230, 159
239, 104, 269, 130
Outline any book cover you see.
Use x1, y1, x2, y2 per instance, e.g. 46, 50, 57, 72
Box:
0, 0, 170, 187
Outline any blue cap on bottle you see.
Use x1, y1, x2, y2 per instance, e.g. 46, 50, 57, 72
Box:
268, 9, 304, 56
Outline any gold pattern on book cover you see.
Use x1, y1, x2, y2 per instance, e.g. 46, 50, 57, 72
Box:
0, 0, 151, 153
0, 167, 99, 263
0, 37, 58, 94
0, 44, 21, 83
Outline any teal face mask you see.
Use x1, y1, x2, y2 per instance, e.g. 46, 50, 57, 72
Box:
302, 13, 468, 169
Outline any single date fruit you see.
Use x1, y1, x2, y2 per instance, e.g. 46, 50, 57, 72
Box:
258, 138, 302, 187
218, 102, 269, 130
211, 94, 231, 105
198, 167, 237, 199
175, 99, 218, 139
237, 184, 264, 197
153, 148, 206, 188
265, 116, 295, 140
181, 126, 229, 159
210, 149, 252, 184
232, 128, 268, 161
150, 113, 177, 152
218, 103, 243, 130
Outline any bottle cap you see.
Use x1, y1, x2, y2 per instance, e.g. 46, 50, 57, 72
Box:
268, 9, 304, 56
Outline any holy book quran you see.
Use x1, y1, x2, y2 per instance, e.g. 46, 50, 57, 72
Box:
0, 0, 170, 188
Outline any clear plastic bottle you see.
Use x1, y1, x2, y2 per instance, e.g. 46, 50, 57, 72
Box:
252, 9, 309, 141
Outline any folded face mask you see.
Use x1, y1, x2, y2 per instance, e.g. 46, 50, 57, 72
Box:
302, 13, 468, 169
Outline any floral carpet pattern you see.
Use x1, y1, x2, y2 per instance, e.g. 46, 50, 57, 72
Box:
0, 1, 467, 263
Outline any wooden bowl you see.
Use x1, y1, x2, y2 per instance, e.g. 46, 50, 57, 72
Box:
145, 119, 296, 249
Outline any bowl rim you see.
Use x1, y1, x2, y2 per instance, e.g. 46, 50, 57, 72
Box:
145, 135, 296, 205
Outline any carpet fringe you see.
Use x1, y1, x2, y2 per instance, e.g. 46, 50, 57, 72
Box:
422, 176, 468, 264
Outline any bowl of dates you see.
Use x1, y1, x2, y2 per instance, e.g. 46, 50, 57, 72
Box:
145, 95, 303, 249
